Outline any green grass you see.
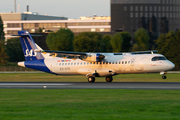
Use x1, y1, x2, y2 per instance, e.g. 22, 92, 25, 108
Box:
0, 89, 180, 120
0, 73, 180, 82
1, 73, 180, 119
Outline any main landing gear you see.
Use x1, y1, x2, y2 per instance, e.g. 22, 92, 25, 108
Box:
87, 76, 95, 83
87, 76, 113, 83
105, 76, 113, 82
160, 72, 167, 79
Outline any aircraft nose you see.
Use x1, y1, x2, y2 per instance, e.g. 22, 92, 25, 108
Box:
167, 61, 175, 70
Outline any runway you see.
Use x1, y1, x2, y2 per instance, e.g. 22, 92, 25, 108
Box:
0, 82, 180, 89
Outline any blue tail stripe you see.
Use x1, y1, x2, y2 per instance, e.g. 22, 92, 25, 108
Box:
18, 30, 44, 61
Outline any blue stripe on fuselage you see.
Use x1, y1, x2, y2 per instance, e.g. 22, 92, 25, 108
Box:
24, 59, 52, 73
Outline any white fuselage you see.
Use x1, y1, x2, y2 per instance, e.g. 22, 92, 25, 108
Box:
43, 53, 175, 77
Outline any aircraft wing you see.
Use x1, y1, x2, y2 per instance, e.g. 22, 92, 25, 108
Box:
35, 50, 87, 56
35, 50, 105, 62
35, 50, 158, 62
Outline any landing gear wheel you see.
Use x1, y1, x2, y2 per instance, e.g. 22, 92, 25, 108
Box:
106, 76, 113, 82
162, 76, 167, 79
160, 72, 168, 79
88, 77, 95, 83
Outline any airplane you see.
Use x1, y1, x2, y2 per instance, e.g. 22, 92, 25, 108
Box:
14, 30, 175, 82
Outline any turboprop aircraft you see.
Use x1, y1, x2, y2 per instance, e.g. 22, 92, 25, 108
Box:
14, 30, 175, 82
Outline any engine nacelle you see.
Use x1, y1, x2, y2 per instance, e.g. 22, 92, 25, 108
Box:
80, 53, 105, 62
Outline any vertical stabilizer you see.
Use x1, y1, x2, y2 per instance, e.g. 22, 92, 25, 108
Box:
18, 30, 44, 61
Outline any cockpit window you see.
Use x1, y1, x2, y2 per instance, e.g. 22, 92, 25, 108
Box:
151, 56, 167, 61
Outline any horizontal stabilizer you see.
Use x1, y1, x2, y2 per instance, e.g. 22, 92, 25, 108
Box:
11, 35, 42, 37
11, 35, 29, 37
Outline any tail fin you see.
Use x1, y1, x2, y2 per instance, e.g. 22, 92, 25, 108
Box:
18, 30, 44, 61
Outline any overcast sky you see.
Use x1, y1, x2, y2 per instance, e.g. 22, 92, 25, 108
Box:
0, 0, 110, 19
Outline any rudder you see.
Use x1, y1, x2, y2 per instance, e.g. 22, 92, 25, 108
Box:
18, 30, 44, 61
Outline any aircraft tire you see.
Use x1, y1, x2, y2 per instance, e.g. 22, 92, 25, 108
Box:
162, 76, 167, 79
106, 76, 113, 82
88, 77, 95, 83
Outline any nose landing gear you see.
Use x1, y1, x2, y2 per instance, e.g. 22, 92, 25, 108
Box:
162, 75, 167, 79
160, 72, 167, 79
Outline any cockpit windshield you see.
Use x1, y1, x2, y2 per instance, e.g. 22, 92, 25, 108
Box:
151, 56, 167, 61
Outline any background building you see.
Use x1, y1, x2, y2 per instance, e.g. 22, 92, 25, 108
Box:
1, 12, 110, 40
111, 0, 180, 36
4, 19, 111, 40
0, 13, 67, 21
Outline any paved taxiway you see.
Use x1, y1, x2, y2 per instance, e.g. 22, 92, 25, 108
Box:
0, 82, 180, 89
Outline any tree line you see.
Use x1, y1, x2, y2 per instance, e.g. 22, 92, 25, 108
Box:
46, 28, 133, 52
46, 28, 150, 53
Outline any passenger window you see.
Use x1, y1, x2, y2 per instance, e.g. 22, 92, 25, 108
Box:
119, 61, 121, 64
125, 61, 127, 64
68, 63, 70, 65
65, 63, 67, 65
128, 61, 130, 64
74, 63, 76, 65
71, 63, 73, 65
59, 63, 61, 66
62, 63, 64, 66
77, 63, 79, 65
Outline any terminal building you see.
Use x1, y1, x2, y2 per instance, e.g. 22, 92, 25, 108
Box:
111, 0, 180, 36
0, 13, 67, 21
1, 13, 111, 40
3, 19, 111, 40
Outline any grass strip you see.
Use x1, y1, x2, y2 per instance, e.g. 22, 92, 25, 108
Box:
0, 89, 180, 120
0, 73, 180, 82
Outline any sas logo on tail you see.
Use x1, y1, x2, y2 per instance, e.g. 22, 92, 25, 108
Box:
25, 49, 37, 57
